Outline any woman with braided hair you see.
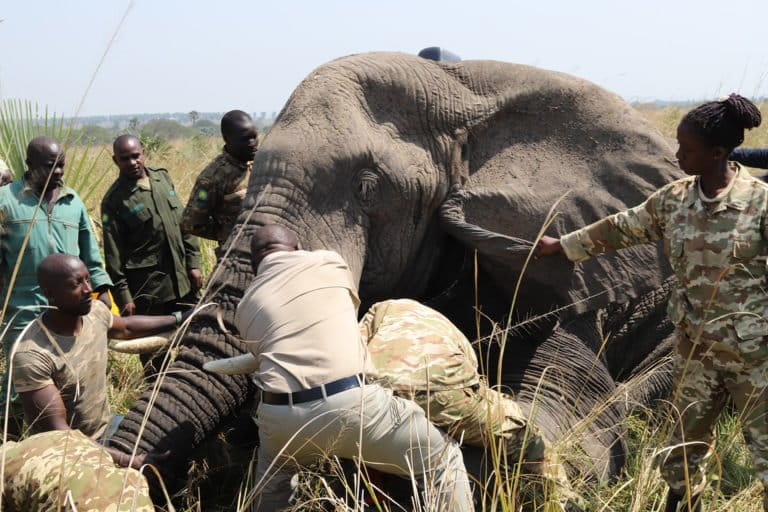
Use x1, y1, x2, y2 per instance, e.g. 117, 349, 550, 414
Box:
537, 94, 767, 512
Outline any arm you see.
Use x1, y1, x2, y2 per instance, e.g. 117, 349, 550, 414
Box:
101, 201, 133, 312
730, 148, 768, 170
180, 174, 221, 241
108, 312, 182, 340
555, 192, 666, 262
77, 199, 113, 292
19, 384, 70, 433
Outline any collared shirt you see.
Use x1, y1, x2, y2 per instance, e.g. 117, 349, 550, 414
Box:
560, 164, 768, 344
101, 167, 200, 309
0, 177, 112, 330
234, 250, 369, 393
181, 150, 250, 245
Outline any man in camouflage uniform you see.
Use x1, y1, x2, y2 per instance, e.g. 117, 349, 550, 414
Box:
541, 162, 768, 509
360, 298, 574, 504
181, 110, 258, 253
1, 429, 153, 511
101, 135, 202, 317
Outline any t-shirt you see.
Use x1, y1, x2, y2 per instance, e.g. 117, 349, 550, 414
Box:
234, 250, 370, 393
11, 300, 113, 439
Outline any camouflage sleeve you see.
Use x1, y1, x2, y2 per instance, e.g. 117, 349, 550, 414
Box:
11, 349, 55, 393
359, 305, 378, 343
560, 190, 665, 262
180, 174, 221, 241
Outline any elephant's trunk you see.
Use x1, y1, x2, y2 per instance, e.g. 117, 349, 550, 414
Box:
110, 229, 257, 465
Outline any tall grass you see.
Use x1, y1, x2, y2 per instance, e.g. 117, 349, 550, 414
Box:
2, 102, 768, 511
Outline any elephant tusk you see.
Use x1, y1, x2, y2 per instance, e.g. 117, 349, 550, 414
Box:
203, 353, 258, 375
108, 332, 174, 354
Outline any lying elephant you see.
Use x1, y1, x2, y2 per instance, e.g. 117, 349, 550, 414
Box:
110, 52, 681, 500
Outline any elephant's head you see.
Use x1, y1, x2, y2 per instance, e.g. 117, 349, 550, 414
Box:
244, 52, 678, 317
112, 53, 680, 496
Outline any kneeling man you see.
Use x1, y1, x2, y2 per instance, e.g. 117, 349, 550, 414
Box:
10, 254, 183, 467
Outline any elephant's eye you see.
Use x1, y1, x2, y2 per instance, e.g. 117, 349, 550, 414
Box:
355, 168, 379, 206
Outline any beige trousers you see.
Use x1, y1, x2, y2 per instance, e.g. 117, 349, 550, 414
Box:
251, 382, 474, 511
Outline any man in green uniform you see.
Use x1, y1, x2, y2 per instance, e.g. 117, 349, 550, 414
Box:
181, 110, 258, 253
101, 135, 201, 317
0, 137, 112, 434
1, 429, 153, 511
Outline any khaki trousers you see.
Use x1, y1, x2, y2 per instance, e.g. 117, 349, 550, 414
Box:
252, 382, 474, 512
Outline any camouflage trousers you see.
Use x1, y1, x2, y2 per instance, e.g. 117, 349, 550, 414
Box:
659, 324, 768, 504
404, 382, 578, 508
408, 383, 547, 464
1, 429, 153, 511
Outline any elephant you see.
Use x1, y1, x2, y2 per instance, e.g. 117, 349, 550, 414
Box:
110, 52, 683, 502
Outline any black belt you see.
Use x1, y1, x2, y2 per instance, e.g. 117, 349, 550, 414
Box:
260, 374, 363, 405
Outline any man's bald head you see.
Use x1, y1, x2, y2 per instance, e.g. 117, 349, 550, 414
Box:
38, 253, 86, 291
250, 224, 300, 272
112, 134, 146, 180
25, 136, 66, 192
222, 110, 258, 163
38, 254, 94, 316
113, 134, 141, 154
221, 110, 253, 138
27, 136, 62, 164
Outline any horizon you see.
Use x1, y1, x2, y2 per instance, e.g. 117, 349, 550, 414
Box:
1, 1, 767, 118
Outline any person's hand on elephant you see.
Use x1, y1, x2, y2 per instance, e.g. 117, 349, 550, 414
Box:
111, 449, 171, 470
536, 236, 562, 258
189, 268, 203, 291
122, 302, 136, 316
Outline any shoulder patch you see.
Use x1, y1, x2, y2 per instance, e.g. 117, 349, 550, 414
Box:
198, 189, 208, 201
130, 203, 146, 214
102, 213, 109, 223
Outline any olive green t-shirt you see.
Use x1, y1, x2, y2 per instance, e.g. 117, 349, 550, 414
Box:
11, 300, 113, 439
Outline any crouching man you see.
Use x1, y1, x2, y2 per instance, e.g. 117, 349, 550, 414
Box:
233, 225, 474, 512
9, 253, 183, 468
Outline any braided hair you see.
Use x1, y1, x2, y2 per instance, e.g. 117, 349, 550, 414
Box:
680, 93, 762, 151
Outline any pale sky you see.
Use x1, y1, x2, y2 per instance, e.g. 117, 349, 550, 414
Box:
1, 0, 767, 117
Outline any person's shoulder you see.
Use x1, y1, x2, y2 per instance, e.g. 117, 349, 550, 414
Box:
14, 320, 49, 352
652, 176, 695, 203
0, 178, 24, 203
201, 153, 230, 175
88, 300, 113, 330
102, 178, 126, 204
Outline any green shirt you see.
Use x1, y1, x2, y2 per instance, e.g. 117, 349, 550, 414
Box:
101, 167, 200, 309
0, 177, 112, 345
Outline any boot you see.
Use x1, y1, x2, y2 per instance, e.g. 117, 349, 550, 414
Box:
664, 489, 701, 512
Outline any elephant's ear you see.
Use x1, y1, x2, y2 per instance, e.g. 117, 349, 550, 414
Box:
439, 185, 671, 316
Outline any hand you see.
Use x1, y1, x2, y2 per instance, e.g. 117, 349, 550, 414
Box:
130, 450, 171, 470
96, 290, 112, 309
188, 268, 203, 291
122, 302, 136, 316
536, 236, 562, 258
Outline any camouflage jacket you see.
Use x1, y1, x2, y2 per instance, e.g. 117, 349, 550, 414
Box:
1, 430, 152, 511
181, 150, 250, 245
360, 298, 480, 391
560, 164, 768, 343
